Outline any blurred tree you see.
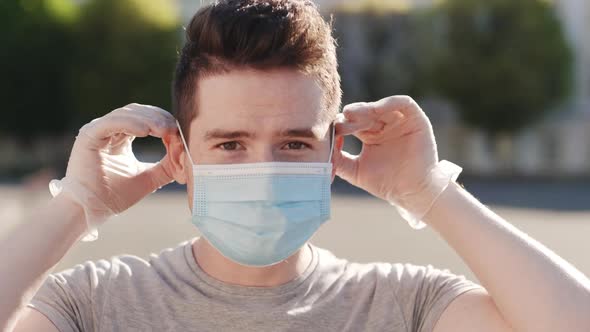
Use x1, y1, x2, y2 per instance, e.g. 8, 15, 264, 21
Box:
364, 11, 440, 102
0, 0, 181, 177
333, 7, 440, 160
0, 0, 181, 138
333, 8, 439, 106
0, 0, 77, 141
430, 0, 573, 135
67, 0, 181, 127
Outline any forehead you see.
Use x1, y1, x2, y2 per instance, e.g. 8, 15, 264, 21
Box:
189, 69, 330, 137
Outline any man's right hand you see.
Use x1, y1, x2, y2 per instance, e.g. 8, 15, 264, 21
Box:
52, 103, 178, 235
1, 104, 178, 330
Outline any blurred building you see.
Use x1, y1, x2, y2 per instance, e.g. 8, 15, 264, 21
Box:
533, 0, 590, 176
556, 0, 590, 115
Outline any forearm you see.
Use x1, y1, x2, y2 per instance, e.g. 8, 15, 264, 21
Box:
0, 195, 86, 329
423, 183, 590, 331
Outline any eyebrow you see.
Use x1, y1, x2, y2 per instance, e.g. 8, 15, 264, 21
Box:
204, 127, 321, 141
204, 130, 254, 141
278, 128, 318, 139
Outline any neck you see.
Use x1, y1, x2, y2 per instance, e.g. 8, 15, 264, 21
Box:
192, 237, 312, 287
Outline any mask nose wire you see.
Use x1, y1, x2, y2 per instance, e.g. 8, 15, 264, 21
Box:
328, 121, 336, 164
176, 120, 196, 166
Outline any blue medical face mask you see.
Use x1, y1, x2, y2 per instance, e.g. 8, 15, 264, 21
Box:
177, 121, 335, 267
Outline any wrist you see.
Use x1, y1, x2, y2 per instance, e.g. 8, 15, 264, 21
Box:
47, 194, 88, 240
49, 177, 104, 241
421, 182, 471, 231
387, 160, 462, 229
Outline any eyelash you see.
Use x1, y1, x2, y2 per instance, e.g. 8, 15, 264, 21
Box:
217, 141, 243, 151
283, 141, 311, 150
215, 141, 311, 151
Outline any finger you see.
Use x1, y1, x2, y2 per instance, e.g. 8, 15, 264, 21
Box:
123, 103, 176, 128
342, 102, 376, 121
335, 112, 384, 137
80, 115, 146, 142
343, 101, 390, 131
342, 101, 375, 112
117, 104, 177, 135
332, 148, 359, 185
106, 133, 134, 155
345, 96, 423, 121
335, 119, 359, 136
81, 110, 176, 147
374, 95, 428, 121
138, 154, 175, 192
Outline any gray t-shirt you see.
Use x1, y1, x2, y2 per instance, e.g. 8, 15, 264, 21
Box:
28, 238, 481, 332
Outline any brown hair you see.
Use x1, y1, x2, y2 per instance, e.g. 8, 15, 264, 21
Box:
172, 0, 341, 137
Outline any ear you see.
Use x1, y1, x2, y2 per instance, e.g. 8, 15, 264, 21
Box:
163, 132, 188, 185
331, 135, 344, 183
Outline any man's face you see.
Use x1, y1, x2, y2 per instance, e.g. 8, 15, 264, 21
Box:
178, 69, 335, 207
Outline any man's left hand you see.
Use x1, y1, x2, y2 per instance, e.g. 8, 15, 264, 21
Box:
333, 95, 439, 204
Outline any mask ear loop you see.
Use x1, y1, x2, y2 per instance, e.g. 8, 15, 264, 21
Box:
176, 120, 196, 165
328, 121, 336, 164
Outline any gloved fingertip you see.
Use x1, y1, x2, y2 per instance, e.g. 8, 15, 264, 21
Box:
49, 179, 63, 197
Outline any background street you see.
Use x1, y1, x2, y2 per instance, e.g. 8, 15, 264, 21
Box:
2, 181, 588, 283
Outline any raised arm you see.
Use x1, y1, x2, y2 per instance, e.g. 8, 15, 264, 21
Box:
1, 104, 177, 331
333, 95, 590, 332
426, 182, 590, 332
1, 195, 85, 332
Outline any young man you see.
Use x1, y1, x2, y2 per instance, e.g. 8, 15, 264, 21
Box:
3, 0, 590, 331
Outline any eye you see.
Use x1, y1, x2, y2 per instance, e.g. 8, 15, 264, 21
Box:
283, 141, 310, 150
217, 141, 243, 151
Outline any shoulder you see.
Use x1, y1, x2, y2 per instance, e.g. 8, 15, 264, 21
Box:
27, 240, 196, 331
315, 246, 467, 286
388, 263, 474, 290
336, 257, 483, 331
314, 246, 480, 298
50, 239, 194, 288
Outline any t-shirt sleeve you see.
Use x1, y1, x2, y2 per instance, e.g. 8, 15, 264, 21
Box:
27, 259, 112, 332
390, 263, 483, 332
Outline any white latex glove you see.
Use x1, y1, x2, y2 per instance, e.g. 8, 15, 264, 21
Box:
333, 96, 461, 229
49, 104, 177, 241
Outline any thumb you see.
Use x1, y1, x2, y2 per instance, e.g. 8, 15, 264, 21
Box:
139, 154, 175, 192
333, 148, 359, 185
